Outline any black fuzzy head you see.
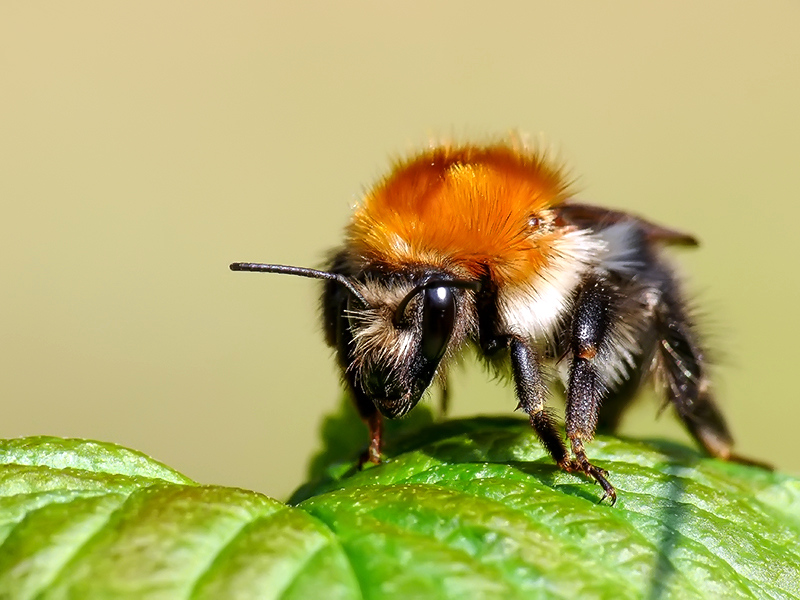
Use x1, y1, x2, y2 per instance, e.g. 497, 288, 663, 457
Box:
322, 266, 477, 419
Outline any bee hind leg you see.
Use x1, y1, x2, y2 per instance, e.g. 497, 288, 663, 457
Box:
653, 294, 771, 468
654, 299, 735, 460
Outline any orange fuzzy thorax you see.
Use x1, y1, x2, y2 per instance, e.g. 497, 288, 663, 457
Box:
347, 143, 573, 285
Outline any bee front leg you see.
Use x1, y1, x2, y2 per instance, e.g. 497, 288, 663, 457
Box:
565, 278, 618, 505
324, 277, 385, 467
364, 411, 384, 466
352, 388, 384, 466
509, 338, 569, 466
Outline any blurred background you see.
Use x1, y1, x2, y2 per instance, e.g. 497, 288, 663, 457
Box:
2, 2, 798, 501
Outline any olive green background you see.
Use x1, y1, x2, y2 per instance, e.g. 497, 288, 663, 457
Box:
2, 2, 798, 501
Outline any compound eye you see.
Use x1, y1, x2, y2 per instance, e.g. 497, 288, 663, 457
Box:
420, 286, 456, 364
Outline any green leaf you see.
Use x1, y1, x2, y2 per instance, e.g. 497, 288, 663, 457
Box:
1, 423, 799, 599
0, 437, 360, 600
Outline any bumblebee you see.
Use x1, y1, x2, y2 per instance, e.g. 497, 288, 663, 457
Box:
232, 141, 736, 504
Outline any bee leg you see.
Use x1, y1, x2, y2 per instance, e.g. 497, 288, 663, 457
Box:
509, 338, 569, 465
439, 377, 450, 418
353, 388, 384, 466
564, 438, 617, 505
654, 298, 734, 460
565, 279, 617, 505
324, 277, 385, 467
364, 410, 384, 465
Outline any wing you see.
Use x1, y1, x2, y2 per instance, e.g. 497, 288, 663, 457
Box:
556, 202, 699, 247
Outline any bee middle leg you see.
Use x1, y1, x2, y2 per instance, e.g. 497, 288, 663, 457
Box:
564, 278, 619, 504
510, 337, 616, 502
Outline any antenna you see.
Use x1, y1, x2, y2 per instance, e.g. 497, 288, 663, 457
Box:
229, 262, 370, 307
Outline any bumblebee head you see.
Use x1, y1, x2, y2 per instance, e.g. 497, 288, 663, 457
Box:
344, 275, 477, 418
229, 261, 477, 419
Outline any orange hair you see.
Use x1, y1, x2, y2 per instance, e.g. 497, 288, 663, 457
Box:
348, 143, 573, 285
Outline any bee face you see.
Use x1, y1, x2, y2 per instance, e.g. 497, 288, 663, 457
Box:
344, 273, 475, 418
232, 138, 739, 504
